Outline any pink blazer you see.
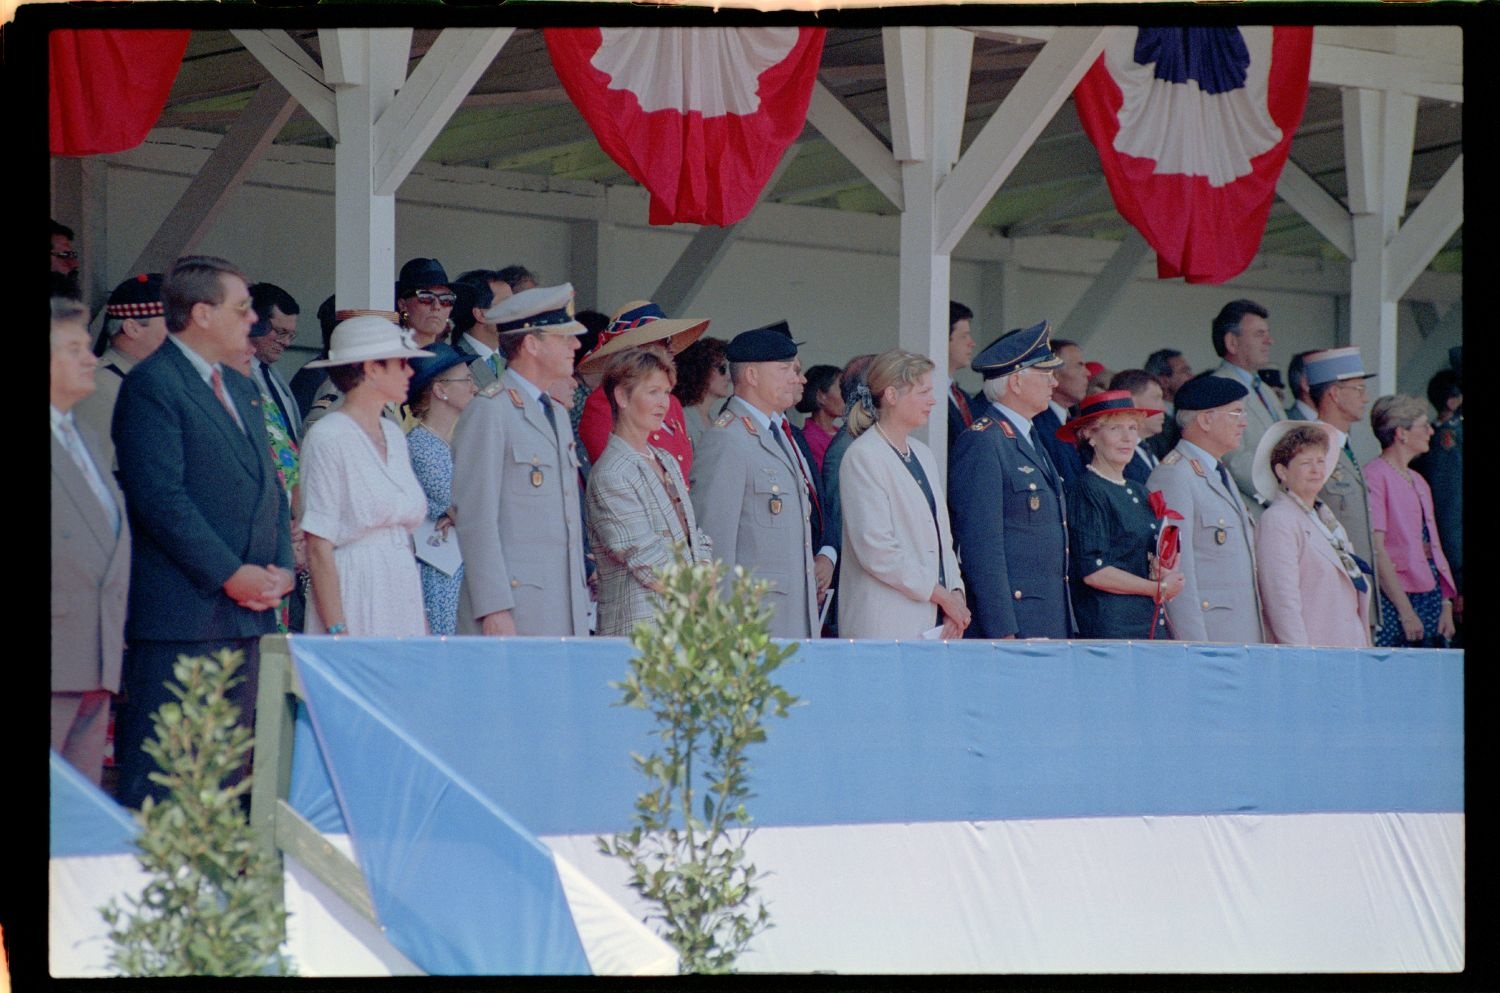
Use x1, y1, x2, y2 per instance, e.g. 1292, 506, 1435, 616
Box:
1255, 493, 1370, 648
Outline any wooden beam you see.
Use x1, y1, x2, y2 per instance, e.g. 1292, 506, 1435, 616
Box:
373, 28, 513, 195
650, 146, 802, 317
935, 26, 1109, 256
1309, 41, 1462, 104
1387, 154, 1462, 301
128, 80, 299, 274
805, 81, 902, 210
232, 29, 337, 138
1057, 228, 1150, 347
1381, 91, 1419, 238
1275, 160, 1354, 259
883, 26, 927, 161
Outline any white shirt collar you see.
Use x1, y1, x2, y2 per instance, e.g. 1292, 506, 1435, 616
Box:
462, 332, 497, 359
507, 369, 545, 403
1176, 438, 1221, 472
167, 333, 220, 386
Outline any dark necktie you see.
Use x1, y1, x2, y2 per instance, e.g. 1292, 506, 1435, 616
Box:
1250, 379, 1278, 421
1215, 461, 1241, 510
539, 392, 558, 433
1029, 430, 1058, 485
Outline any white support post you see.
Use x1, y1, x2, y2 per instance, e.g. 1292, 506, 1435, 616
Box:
129, 80, 299, 274
1343, 88, 1400, 397
323, 28, 406, 311
1056, 228, 1150, 347
929, 27, 974, 176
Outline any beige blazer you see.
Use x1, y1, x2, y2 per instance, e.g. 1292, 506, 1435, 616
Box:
1213, 363, 1281, 520
51, 425, 130, 694
586, 435, 712, 637
837, 429, 962, 640
1255, 493, 1370, 648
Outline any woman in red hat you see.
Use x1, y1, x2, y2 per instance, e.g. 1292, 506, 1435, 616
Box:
1058, 391, 1185, 638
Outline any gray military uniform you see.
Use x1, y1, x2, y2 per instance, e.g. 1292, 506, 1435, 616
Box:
451, 367, 589, 636
1147, 439, 1266, 643
1318, 441, 1383, 627
689, 395, 818, 639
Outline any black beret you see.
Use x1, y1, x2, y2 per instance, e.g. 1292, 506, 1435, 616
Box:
1175, 375, 1249, 411
726, 324, 800, 362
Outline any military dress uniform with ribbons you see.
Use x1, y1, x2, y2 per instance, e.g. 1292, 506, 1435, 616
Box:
948, 408, 1075, 639
1146, 440, 1266, 643
689, 394, 819, 639
451, 368, 589, 636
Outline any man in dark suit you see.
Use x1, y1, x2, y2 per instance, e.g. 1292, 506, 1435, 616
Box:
949, 321, 1074, 639
945, 301, 982, 454
1031, 337, 1089, 486
1108, 369, 1167, 486
51, 297, 131, 787
247, 282, 305, 444
111, 255, 294, 809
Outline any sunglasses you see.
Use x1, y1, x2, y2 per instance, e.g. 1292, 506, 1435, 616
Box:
51, 250, 80, 261
410, 290, 457, 307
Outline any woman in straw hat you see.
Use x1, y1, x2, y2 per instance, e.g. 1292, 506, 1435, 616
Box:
586, 347, 713, 637
299, 316, 434, 636
1252, 421, 1370, 647
575, 300, 710, 477
1058, 390, 1184, 639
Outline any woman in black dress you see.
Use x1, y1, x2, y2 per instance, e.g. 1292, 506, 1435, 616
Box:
1057, 391, 1186, 638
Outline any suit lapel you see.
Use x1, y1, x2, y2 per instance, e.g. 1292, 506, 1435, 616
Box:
52, 435, 117, 552
506, 370, 562, 449
165, 343, 261, 479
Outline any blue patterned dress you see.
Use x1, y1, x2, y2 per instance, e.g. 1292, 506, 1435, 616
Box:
407, 424, 463, 635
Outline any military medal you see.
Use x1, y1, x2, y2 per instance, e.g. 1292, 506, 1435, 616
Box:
769, 483, 783, 515
1029, 494, 1041, 511
1214, 527, 1227, 545
530, 456, 544, 487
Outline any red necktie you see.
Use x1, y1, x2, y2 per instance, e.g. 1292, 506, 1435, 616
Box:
211, 368, 243, 432
780, 418, 821, 520
952, 383, 973, 428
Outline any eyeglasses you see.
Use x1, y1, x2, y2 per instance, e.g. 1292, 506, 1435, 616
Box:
410, 290, 456, 307
1334, 381, 1367, 395
436, 376, 475, 386
51, 250, 79, 261
219, 299, 254, 315
1211, 408, 1249, 421
269, 325, 297, 342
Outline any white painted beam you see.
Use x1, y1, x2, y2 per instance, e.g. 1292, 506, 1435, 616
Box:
929, 27, 974, 175
1380, 91, 1418, 239
651, 146, 802, 316
1056, 228, 1150, 347
372, 28, 513, 196
935, 26, 1109, 256
883, 27, 928, 161
233, 29, 337, 138
805, 82, 902, 210
1309, 42, 1462, 104
129, 80, 299, 274
1342, 88, 1381, 215
1274, 161, 1354, 259
1387, 154, 1462, 302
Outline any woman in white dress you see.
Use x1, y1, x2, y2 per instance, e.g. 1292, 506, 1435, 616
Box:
837, 349, 970, 640
300, 316, 434, 636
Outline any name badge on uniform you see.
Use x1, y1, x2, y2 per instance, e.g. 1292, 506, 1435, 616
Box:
769, 483, 783, 515
530, 456, 544, 487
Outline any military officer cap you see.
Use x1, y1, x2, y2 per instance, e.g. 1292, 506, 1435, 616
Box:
486, 283, 586, 336
970, 320, 1063, 380
1174, 374, 1248, 411
725, 322, 802, 362
104, 273, 165, 320
1302, 346, 1375, 387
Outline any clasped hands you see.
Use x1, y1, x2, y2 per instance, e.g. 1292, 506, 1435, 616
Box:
931, 585, 971, 640
224, 563, 296, 612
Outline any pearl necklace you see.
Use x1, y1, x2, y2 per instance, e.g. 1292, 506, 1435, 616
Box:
876, 422, 913, 463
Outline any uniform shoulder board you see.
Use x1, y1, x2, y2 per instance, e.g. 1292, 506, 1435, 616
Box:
996, 419, 1016, 439
477, 381, 506, 398
713, 410, 735, 428
971, 416, 993, 432
1161, 450, 1182, 465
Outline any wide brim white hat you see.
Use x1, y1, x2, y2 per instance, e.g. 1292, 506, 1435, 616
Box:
1251, 419, 1347, 506
304, 315, 435, 368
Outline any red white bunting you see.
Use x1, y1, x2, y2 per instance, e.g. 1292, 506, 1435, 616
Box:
545, 27, 825, 227
1073, 27, 1313, 285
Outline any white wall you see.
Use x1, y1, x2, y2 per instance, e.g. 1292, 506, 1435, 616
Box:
95, 131, 1459, 421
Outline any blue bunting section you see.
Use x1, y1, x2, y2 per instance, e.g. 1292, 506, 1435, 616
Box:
287, 637, 1462, 973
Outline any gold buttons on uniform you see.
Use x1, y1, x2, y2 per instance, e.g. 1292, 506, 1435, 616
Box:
1201, 600, 1210, 610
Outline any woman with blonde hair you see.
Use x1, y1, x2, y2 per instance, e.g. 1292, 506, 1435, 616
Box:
1365, 394, 1456, 647
836, 349, 969, 639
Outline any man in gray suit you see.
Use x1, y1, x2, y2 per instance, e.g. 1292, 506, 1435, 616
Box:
73, 273, 168, 471
1208, 299, 1282, 517
1147, 376, 1266, 643
690, 325, 820, 639
452, 283, 589, 636
51, 297, 131, 786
